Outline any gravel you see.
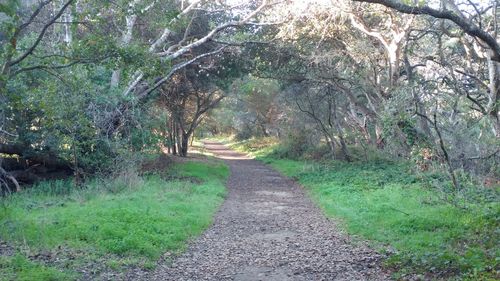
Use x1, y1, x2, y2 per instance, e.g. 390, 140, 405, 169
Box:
142, 141, 391, 281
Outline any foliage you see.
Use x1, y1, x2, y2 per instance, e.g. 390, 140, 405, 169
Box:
220, 136, 280, 158
233, 138, 500, 279
0, 159, 229, 279
205, 0, 500, 187
1, 0, 499, 279
0, 254, 75, 281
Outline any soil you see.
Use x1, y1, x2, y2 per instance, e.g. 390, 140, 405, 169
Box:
141, 141, 391, 281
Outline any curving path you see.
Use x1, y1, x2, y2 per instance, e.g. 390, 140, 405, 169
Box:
145, 141, 390, 281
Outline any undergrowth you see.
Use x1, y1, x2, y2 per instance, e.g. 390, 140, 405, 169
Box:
0, 254, 76, 281
0, 157, 228, 280
224, 136, 500, 280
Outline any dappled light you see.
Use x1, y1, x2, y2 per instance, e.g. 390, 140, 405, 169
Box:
0, 0, 498, 280
201, 142, 253, 160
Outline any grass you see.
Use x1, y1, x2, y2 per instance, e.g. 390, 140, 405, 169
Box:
0, 158, 229, 280
225, 136, 499, 280
0, 254, 76, 281
214, 136, 279, 158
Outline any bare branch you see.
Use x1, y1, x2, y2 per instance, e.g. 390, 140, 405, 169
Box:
123, 71, 144, 96
353, 0, 500, 61
0, 128, 18, 138
11, 60, 84, 76
138, 47, 226, 98
13, 0, 53, 38
9, 0, 74, 67
157, 0, 269, 59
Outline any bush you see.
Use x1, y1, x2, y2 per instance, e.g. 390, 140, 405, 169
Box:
270, 131, 312, 159
263, 157, 500, 280
0, 159, 229, 279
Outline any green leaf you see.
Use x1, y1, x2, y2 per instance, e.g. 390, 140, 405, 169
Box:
0, 0, 19, 17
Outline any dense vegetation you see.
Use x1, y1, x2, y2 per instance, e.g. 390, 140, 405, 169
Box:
0, 158, 228, 279
223, 137, 498, 279
0, 0, 499, 280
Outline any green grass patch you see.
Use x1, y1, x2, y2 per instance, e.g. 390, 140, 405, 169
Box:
0, 254, 75, 281
212, 136, 279, 158
0, 159, 229, 280
233, 139, 499, 280
172, 161, 230, 183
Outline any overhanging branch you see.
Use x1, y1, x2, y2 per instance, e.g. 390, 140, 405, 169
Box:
138, 47, 226, 98
353, 0, 500, 61
9, 0, 74, 67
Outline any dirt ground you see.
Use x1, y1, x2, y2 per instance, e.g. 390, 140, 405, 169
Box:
142, 141, 390, 281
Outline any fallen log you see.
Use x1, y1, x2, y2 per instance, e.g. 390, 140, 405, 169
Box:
1, 142, 72, 191
11, 168, 43, 183
0, 143, 25, 155
0, 166, 20, 192
0, 143, 71, 171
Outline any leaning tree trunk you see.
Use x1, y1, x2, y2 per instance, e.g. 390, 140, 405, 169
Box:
322, 132, 336, 160
335, 124, 351, 162
332, 98, 351, 161
375, 124, 385, 149
168, 118, 175, 154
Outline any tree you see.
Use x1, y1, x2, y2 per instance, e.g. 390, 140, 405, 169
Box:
0, 0, 278, 191
354, 0, 500, 137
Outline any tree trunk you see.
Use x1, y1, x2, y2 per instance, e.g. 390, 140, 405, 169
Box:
387, 41, 402, 87
258, 121, 269, 137
487, 54, 500, 137
172, 121, 178, 155
0, 144, 70, 171
175, 123, 182, 156
110, 7, 138, 87
62, 1, 73, 45
323, 133, 336, 159
335, 124, 351, 161
338, 136, 350, 161
180, 133, 189, 157
167, 117, 174, 154
375, 124, 385, 149
331, 97, 351, 161
190, 134, 195, 146
415, 98, 432, 138
0, 158, 20, 192
110, 70, 122, 88
361, 123, 371, 145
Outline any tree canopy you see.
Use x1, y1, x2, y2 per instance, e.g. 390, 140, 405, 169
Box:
0, 0, 498, 192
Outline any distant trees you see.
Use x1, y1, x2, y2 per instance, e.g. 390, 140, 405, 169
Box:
291, 83, 351, 161
209, 0, 498, 187
160, 72, 225, 157
1, 0, 497, 191
0, 0, 274, 191
354, 0, 499, 139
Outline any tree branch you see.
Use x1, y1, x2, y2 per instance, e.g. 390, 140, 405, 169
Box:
157, 0, 269, 59
13, 0, 53, 38
11, 60, 84, 76
353, 0, 500, 61
138, 47, 226, 98
9, 0, 74, 67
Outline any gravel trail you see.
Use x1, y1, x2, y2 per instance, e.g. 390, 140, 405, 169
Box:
146, 141, 390, 281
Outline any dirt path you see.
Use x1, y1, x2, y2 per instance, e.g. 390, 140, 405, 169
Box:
145, 141, 390, 280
